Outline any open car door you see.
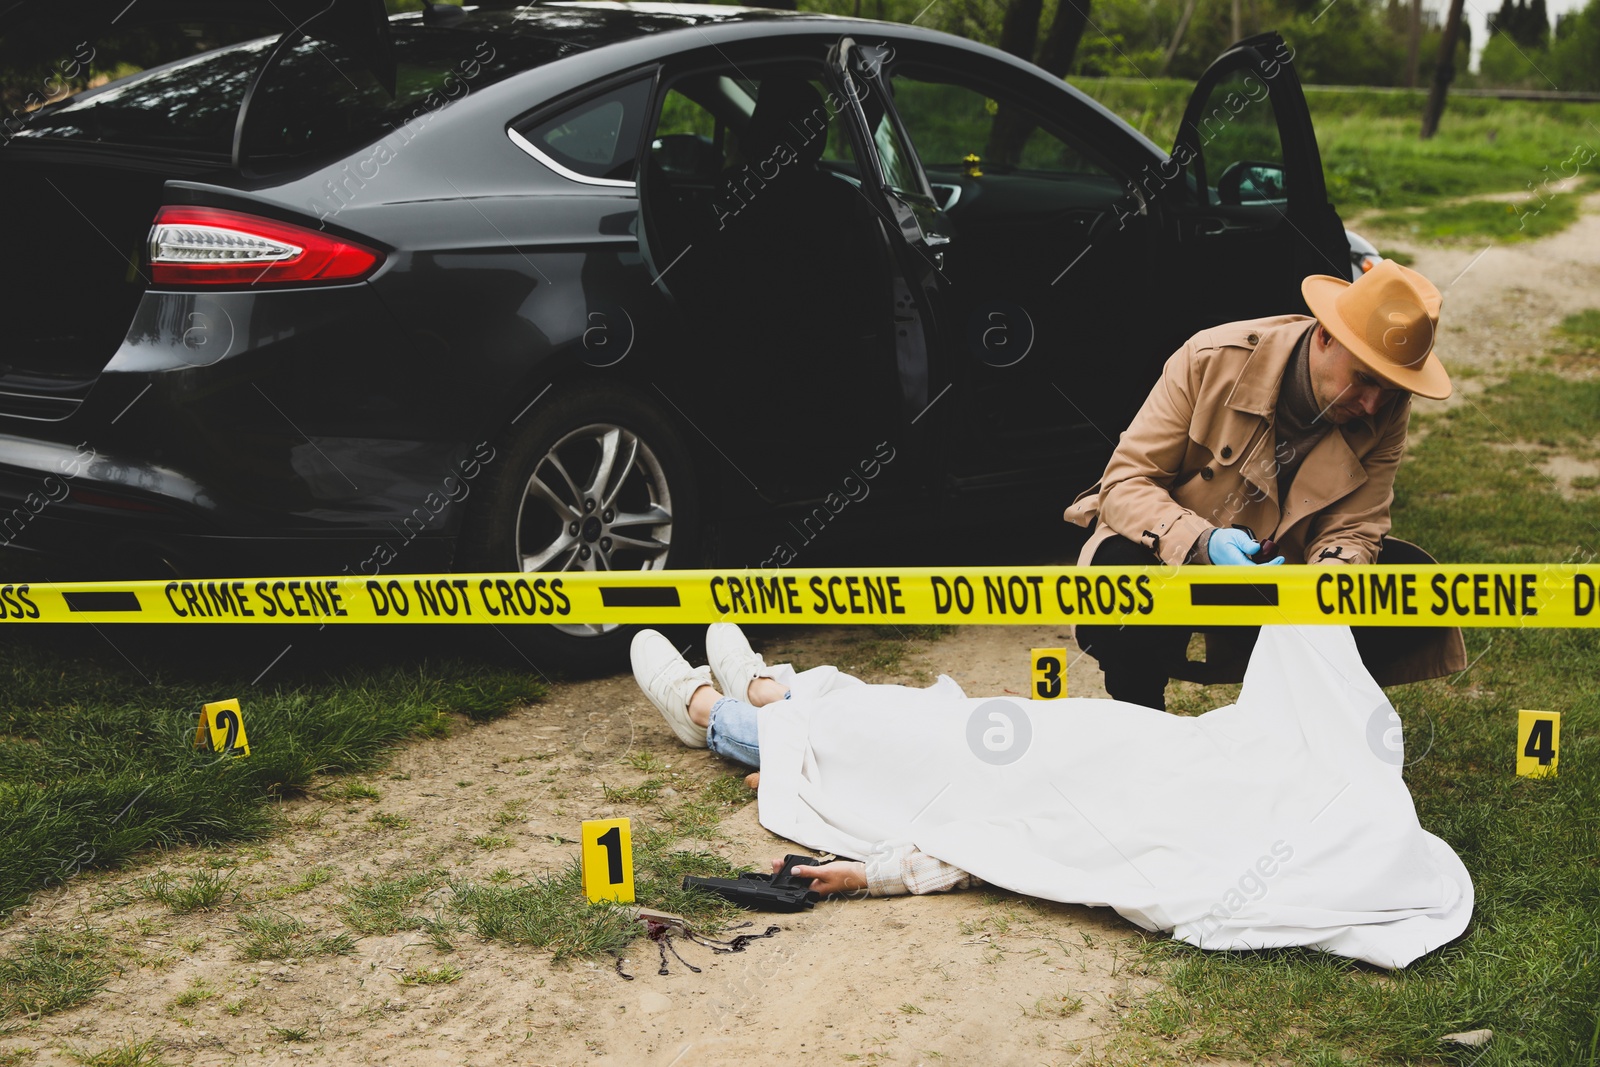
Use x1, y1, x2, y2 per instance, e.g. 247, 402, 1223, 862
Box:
1170, 32, 1349, 327
823, 38, 948, 432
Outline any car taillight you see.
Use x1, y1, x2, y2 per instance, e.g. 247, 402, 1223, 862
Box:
148, 206, 382, 286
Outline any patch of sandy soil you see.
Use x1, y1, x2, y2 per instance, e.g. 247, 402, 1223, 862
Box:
5, 186, 1595, 1067
0, 623, 1182, 1067
1362, 188, 1600, 398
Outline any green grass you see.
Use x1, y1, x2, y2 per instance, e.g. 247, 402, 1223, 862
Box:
450, 827, 746, 962
136, 867, 237, 914
1397, 375, 1600, 563
62, 1041, 168, 1067
396, 964, 463, 985
0, 929, 112, 1021
1368, 193, 1580, 243
1101, 365, 1600, 1064
170, 978, 217, 1009
234, 912, 357, 961
1071, 78, 1600, 213
702, 773, 756, 807
1557, 309, 1600, 361
321, 780, 381, 801
0, 632, 545, 916
336, 871, 440, 935
270, 866, 335, 898
600, 779, 665, 803
831, 624, 951, 678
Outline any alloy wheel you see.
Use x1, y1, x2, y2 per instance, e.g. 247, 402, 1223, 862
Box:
513, 423, 674, 636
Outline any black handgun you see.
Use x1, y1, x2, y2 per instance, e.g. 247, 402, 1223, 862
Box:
683, 854, 823, 912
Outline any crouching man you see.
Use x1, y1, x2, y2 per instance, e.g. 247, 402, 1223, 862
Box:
1065, 260, 1466, 709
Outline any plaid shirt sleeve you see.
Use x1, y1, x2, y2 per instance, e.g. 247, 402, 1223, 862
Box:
864, 842, 984, 897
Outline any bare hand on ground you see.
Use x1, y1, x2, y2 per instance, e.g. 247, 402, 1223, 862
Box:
773, 857, 868, 895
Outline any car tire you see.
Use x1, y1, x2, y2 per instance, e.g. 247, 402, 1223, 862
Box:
457, 385, 701, 676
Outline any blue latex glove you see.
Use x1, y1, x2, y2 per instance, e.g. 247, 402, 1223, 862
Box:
1207, 528, 1285, 566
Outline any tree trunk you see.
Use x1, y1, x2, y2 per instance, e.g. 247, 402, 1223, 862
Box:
1231, 0, 1242, 44
1421, 0, 1466, 138
1404, 0, 1422, 87
995, 0, 1045, 63
1162, 0, 1202, 74
985, 0, 1044, 167
1037, 0, 1093, 76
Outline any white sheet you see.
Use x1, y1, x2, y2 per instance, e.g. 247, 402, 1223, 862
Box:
755, 625, 1472, 968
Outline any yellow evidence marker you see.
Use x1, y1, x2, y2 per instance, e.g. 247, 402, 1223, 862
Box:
193, 699, 250, 757
1031, 647, 1068, 700
581, 818, 635, 903
1516, 710, 1560, 778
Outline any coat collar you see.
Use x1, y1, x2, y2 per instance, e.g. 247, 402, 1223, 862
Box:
1223, 319, 1310, 417
1221, 317, 1389, 435
1217, 317, 1386, 520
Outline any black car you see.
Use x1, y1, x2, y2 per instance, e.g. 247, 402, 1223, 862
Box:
0, 0, 1351, 667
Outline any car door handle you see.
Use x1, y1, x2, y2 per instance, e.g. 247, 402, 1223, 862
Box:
924, 232, 951, 246
1196, 216, 1263, 236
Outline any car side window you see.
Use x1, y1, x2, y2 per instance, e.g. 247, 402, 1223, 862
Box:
652, 87, 721, 180
886, 72, 1127, 213
515, 77, 654, 184
889, 78, 1106, 175
1185, 69, 1286, 204
864, 104, 918, 198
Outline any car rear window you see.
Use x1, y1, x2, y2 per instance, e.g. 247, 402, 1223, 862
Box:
14, 23, 574, 168
515, 78, 654, 182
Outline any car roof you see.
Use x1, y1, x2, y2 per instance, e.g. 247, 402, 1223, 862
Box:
394, 1, 846, 51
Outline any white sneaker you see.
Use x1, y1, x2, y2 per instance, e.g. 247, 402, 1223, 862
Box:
706, 622, 770, 705
631, 629, 712, 748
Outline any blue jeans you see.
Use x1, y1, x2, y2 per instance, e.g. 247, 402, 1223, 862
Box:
706, 692, 789, 768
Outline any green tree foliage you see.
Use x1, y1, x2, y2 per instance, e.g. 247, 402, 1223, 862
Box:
1547, 0, 1600, 89
1477, 0, 1599, 90
1488, 0, 1551, 46
1478, 30, 1547, 87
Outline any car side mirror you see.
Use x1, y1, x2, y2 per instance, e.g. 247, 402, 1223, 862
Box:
1216, 160, 1287, 205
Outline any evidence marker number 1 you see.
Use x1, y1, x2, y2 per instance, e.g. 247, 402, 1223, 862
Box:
1516, 710, 1560, 778
1031, 647, 1068, 700
194, 698, 250, 757
582, 818, 635, 903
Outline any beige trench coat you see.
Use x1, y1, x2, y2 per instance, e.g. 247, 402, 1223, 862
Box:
1064, 314, 1465, 685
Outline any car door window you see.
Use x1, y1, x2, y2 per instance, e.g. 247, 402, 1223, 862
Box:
652, 87, 722, 179
637, 59, 897, 498
1184, 69, 1286, 205
887, 72, 1127, 214
864, 104, 919, 198
512, 76, 654, 185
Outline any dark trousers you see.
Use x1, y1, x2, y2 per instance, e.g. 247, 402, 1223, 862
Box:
1076, 534, 1447, 710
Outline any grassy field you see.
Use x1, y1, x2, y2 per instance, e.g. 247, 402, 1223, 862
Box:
1122, 322, 1600, 1065
1072, 79, 1600, 216
0, 631, 545, 917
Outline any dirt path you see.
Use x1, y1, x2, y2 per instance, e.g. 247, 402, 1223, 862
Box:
2, 624, 1165, 1067
1359, 187, 1600, 384
5, 190, 1596, 1067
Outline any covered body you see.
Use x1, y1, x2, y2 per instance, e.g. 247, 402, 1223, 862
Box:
755, 626, 1472, 968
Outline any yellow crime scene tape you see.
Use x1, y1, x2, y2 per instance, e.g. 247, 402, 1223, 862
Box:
0, 564, 1597, 626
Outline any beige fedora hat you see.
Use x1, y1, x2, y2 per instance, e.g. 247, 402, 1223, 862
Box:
1301, 259, 1452, 400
